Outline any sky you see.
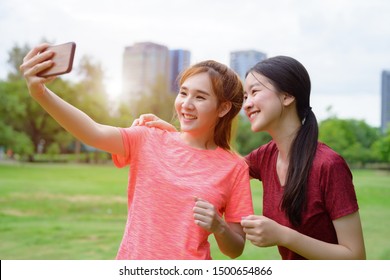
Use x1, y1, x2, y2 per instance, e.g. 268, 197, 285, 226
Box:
1, 0, 389, 127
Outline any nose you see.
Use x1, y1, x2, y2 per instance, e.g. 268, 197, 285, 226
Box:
243, 96, 253, 112
181, 96, 194, 110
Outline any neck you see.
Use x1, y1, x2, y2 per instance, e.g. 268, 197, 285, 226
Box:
269, 117, 301, 162
179, 131, 217, 150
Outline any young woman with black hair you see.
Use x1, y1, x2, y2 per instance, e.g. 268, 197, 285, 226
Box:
240, 56, 365, 259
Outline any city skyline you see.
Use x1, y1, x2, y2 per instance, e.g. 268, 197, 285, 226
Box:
381, 71, 390, 132
1, 0, 390, 127
230, 50, 267, 82
121, 42, 191, 102
122, 42, 170, 100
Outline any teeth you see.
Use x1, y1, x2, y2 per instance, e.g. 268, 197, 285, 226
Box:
249, 112, 259, 119
183, 114, 197, 119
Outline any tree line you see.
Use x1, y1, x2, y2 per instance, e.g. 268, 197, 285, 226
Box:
1, 42, 389, 167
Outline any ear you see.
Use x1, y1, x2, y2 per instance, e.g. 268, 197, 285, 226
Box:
282, 93, 295, 107
218, 101, 232, 117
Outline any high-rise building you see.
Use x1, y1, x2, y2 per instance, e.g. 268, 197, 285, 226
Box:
381, 70, 390, 133
169, 49, 191, 94
229, 50, 267, 81
122, 42, 170, 100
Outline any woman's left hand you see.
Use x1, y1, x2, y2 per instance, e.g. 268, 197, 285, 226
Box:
131, 113, 177, 132
241, 215, 285, 247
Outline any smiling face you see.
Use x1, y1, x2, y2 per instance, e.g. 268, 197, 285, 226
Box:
175, 72, 222, 144
243, 72, 284, 133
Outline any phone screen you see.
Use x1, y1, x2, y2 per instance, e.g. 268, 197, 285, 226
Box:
38, 42, 76, 77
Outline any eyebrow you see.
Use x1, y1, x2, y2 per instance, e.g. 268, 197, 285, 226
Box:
248, 82, 263, 91
244, 82, 265, 95
249, 72, 274, 92
180, 86, 211, 96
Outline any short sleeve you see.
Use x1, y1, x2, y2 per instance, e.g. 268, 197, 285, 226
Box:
245, 149, 262, 180
224, 162, 254, 222
111, 126, 148, 168
322, 154, 359, 220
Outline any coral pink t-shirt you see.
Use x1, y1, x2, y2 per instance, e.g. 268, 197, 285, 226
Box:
112, 126, 253, 260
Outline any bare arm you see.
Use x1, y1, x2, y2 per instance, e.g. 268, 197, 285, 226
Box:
213, 222, 246, 259
242, 211, 366, 259
283, 212, 366, 259
20, 43, 124, 156
193, 198, 245, 258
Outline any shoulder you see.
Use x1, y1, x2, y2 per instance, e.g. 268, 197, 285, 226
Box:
313, 142, 352, 177
247, 140, 276, 157
213, 149, 249, 174
245, 140, 276, 164
315, 142, 348, 166
120, 126, 169, 139
220, 149, 248, 164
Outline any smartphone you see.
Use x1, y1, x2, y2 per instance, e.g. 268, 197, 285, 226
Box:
38, 42, 76, 77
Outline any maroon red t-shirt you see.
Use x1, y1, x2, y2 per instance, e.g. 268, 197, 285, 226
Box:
245, 141, 359, 260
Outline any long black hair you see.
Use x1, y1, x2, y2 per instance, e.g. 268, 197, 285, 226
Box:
248, 56, 318, 226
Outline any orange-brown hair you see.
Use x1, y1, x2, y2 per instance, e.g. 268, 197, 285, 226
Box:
178, 60, 244, 150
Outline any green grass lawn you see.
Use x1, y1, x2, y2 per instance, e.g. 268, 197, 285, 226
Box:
0, 161, 389, 260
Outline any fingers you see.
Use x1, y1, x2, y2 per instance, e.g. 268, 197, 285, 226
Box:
193, 199, 212, 215
131, 119, 161, 128
145, 120, 165, 128
22, 47, 53, 70
20, 44, 55, 79
131, 119, 140, 127
193, 197, 215, 222
139, 114, 158, 124
131, 114, 177, 132
22, 60, 54, 78
241, 215, 263, 228
194, 220, 210, 229
19, 44, 58, 96
132, 114, 159, 127
23, 43, 50, 62
192, 198, 226, 234
245, 233, 263, 247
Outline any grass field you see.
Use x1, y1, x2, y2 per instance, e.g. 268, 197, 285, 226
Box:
0, 161, 389, 260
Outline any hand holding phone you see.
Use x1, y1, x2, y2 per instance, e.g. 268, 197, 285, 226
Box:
38, 42, 76, 77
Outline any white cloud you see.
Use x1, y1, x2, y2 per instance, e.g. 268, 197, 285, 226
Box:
1, 0, 389, 127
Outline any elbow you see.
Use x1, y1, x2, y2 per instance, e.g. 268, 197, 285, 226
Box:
344, 246, 366, 260
226, 250, 243, 259
355, 249, 366, 260
224, 245, 244, 259
350, 242, 366, 260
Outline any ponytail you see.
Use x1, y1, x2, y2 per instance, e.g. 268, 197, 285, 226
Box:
249, 56, 318, 226
281, 109, 318, 226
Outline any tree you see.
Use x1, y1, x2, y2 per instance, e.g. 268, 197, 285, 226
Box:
1, 43, 110, 162
0, 79, 41, 160
123, 75, 176, 126
235, 114, 271, 155
319, 117, 380, 166
7, 43, 31, 81
371, 124, 390, 163
70, 55, 112, 162
0, 75, 76, 161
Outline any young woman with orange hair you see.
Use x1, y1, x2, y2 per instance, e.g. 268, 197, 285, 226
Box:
20, 43, 253, 260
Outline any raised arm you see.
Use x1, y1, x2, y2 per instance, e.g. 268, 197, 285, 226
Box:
20, 43, 125, 156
